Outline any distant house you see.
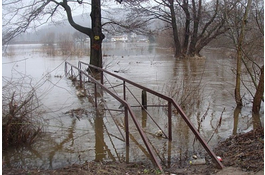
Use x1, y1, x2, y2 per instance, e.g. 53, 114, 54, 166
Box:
111, 35, 128, 42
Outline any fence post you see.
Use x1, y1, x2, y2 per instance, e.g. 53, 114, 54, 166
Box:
123, 81, 129, 146
65, 62, 67, 76
78, 61, 81, 69
142, 90, 147, 109
125, 107, 129, 146
123, 81, 126, 101
79, 70, 82, 88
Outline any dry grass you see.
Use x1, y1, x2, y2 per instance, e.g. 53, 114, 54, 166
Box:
2, 75, 44, 149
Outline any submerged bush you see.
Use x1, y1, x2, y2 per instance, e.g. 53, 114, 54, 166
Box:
2, 75, 44, 149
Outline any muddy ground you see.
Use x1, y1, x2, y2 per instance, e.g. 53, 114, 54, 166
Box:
2, 128, 263, 175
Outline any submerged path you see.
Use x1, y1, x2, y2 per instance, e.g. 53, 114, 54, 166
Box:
64, 61, 224, 171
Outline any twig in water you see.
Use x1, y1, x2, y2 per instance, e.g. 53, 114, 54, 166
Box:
207, 107, 225, 143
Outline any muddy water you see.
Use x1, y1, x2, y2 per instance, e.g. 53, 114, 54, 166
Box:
2, 43, 263, 169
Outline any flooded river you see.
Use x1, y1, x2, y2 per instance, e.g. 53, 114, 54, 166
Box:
2, 43, 263, 169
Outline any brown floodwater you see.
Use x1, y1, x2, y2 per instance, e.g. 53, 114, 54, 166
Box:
2, 42, 263, 169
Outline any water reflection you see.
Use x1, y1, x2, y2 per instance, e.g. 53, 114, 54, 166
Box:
141, 110, 147, 128
233, 106, 241, 135
48, 119, 76, 168
2, 43, 263, 170
94, 115, 106, 161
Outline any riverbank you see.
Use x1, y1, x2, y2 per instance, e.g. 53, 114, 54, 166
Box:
3, 128, 263, 174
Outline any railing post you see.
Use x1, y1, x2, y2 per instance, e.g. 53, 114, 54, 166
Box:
79, 70, 82, 88
125, 107, 129, 146
123, 81, 129, 146
123, 81, 126, 101
78, 61, 81, 69
168, 101, 172, 141
65, 62, 67, 76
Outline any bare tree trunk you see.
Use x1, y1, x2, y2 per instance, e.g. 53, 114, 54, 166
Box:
188, 0, 201, 56
90, 0, 104, 69
233, 106, 241, 135
234, 0, 252, 107
168, 0, 182, 57
252, 65, 264, 114
235, 48, 243, 106
181, 0, 190, 56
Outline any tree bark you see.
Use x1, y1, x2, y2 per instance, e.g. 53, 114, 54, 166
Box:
181, 0, 190, 56
90, 0, 104, 70
235, 47, 243, 107
252, 65, 264, 114
168, 0, 182, 57
188, 0, 201, 56
233, 106, 241, 135
58, 0, 103, 69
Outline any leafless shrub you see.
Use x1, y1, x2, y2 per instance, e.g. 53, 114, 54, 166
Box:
41, 32, 56, 56
40, 32, 89, 57
156, 29, 174, 48
2, 74, 44, 149
162, 75, 204, 116
58, 33, 75, 56
73, 31, 89, 57
207, 107, 225, 143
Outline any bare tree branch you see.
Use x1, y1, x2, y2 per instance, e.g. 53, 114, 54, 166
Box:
3, 0, 53, 45
50, 0, 92, 37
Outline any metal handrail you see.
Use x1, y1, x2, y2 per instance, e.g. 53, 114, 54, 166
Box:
65, 61, 163, 171
77, 61, 224, 169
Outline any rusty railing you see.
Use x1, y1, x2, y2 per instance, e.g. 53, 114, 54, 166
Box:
65, 61, 224, 170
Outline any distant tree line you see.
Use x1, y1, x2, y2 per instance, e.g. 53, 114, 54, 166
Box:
41, 31, 89, 57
